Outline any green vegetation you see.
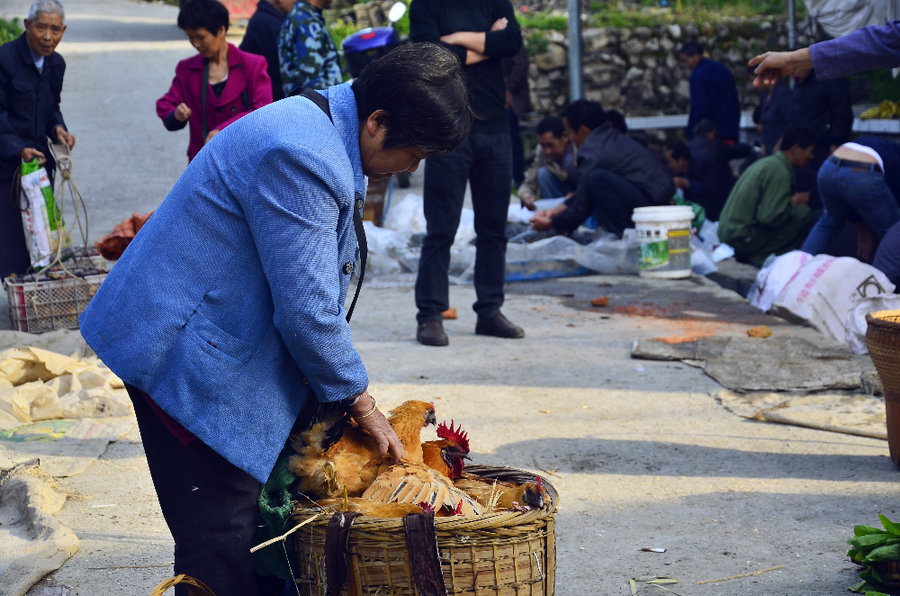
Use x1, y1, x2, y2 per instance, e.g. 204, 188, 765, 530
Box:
328, 8, 409, 54
0, 17, 22, 45
847, 514, 900, 594
519, 0, 805, 32
517, 12, 567, 32
857, 69, 900, 104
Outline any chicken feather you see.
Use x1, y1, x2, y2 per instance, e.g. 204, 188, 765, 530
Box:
362, 461, 482, 516
288, 400, 437, 498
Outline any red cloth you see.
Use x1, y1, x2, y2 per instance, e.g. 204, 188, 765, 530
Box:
155, 43, 272, 161
96, 211, 153, 261
133, 386, 197, 446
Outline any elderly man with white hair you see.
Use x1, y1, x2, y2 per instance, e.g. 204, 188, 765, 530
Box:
0, 0, 75, 278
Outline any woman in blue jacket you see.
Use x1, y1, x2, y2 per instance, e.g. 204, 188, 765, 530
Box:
80, 42, 471, 595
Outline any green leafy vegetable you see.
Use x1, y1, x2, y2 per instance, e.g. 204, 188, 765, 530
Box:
847, 515, 900, 593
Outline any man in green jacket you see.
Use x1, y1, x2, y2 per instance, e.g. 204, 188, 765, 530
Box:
718, 126, 816, 266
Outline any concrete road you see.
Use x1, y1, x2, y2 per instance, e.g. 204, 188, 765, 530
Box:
3, 1, 898, 595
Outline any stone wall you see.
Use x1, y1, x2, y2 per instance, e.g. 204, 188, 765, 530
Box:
527, 16, 828, 117
336, 3, 831, 120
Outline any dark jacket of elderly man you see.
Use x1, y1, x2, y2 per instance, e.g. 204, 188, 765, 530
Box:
0, 3, 72, 277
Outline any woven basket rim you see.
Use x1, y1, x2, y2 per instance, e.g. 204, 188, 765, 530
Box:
290, 464, 558, 530
867, 310, 900, 329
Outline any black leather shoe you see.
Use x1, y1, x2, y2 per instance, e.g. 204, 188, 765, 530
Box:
475, 313, 525, 339
417, 319, 449, 346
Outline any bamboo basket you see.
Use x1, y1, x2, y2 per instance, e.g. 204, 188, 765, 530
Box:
149, 574, 216, 596
291, 465, 558, 595
877, 559, 900, 587
865, 310, 900, 466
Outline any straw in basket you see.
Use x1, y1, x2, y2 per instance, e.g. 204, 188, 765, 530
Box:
291, 464, 559, 595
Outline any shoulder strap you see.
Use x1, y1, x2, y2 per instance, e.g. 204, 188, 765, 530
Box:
295, 87, 365, 324
201, 59, 209, 141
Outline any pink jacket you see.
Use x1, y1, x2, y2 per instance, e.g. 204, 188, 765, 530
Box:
156, 44, 272, 161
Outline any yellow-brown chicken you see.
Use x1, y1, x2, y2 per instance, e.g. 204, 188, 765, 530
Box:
288, 400, 437, 498
360, 461, 483, 516
315, 495, 430, 518
453, 474, 549, 512
421, 420, 470, 479
425, 420, 550, 513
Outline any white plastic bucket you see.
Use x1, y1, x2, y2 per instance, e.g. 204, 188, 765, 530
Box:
631, 205, 694, 279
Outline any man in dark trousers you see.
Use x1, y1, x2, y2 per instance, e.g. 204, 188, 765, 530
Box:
0, 0, 75, 278
789, 69, 853, 210
531, 99, 674, 237
679, 41, 741, 143
409, 0, 524, 347
239, 0, 295, 101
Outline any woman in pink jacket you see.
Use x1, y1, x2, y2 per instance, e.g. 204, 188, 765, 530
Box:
157, 0, 272, 162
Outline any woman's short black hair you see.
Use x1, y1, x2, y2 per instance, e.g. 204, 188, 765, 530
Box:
177, 0, 230, 34
352, 42, 472, 156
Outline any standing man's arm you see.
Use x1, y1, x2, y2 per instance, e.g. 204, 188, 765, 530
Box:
686, 69, 706, 138
410, 0, 521, 65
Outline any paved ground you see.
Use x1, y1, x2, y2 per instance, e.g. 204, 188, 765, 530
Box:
2, 1, 899, 595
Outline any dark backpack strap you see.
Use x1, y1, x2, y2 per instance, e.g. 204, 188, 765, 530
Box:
403, 511, 447, 595
293, 87, 363, 323
324, 511, 362, 595
295, 86, 333, 121
346, 196, 366, 323
201, 58, 209, 141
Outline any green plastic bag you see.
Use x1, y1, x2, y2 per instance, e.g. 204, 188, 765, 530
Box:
20, 157, 70, 269
672, 194, 706, 231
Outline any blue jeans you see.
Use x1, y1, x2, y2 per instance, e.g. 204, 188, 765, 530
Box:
415, 130, 512, 323
537, 166, 575, 200
802, 158, 900, 255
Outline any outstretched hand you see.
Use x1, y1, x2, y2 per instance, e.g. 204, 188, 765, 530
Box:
748, 48, 812, 87
349, 393, 404, 464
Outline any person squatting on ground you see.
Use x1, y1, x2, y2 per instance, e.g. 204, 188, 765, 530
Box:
802, 136, 900, 262
277, 0, 342, 95
530, 99, 674, 238
239, 0, 296, 101
717, 126, 817, 267
516, 115, 577, 210
409, 0, 525, 347
0, 0, 75, 278
156, 0, 272, 163
665, 119, 735, 222
750, 19, 900, 283
79, 42, 471, 596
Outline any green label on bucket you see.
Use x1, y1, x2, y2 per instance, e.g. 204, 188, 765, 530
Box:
639, 240, 669, 269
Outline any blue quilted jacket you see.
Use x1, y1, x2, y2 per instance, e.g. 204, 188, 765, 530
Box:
80, 83, 368, 483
